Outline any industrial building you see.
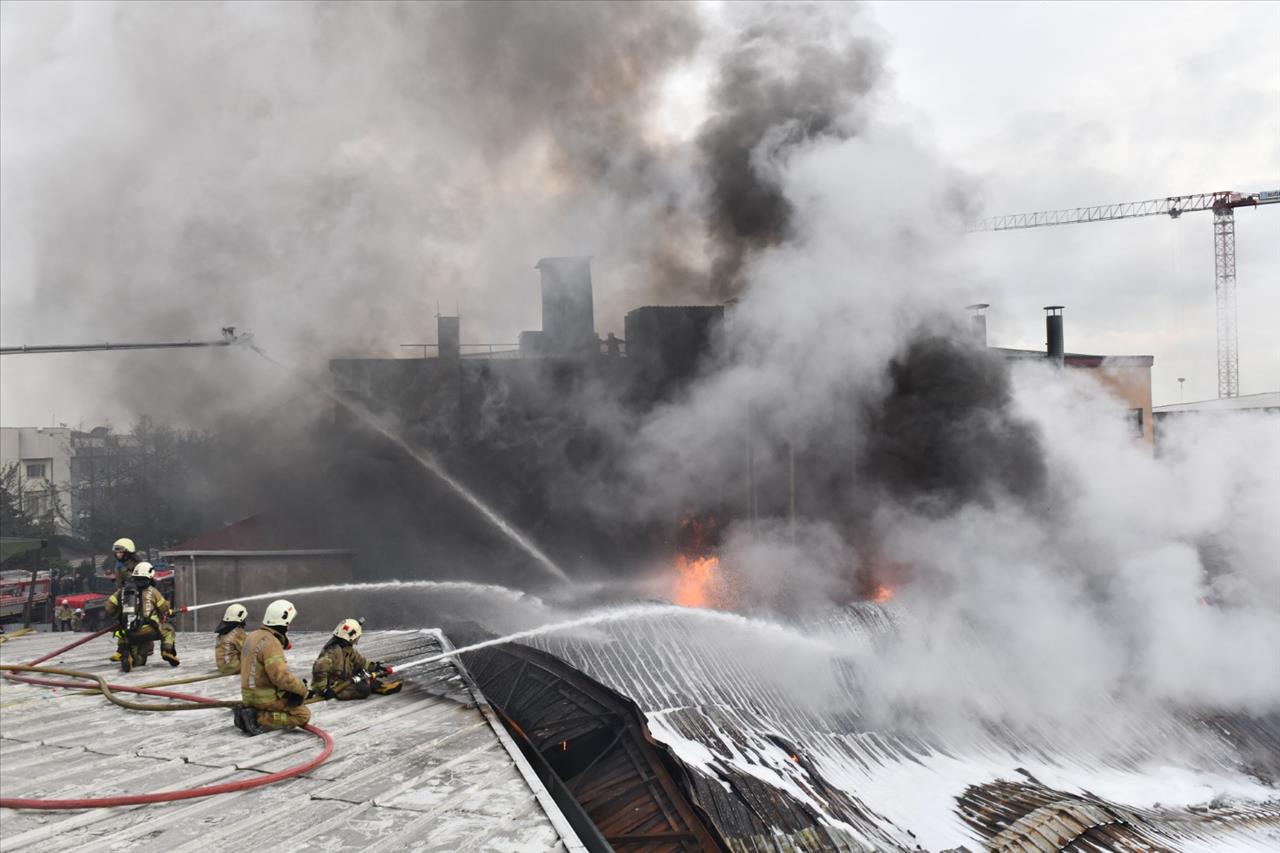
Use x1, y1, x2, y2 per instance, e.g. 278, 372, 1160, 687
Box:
972, 304, 1156, 444
163, 514, 355, 633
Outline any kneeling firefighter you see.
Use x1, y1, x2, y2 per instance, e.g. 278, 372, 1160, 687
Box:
214, 604, 249, 674
235, 599, 310, 735
312, 618, 401, 701
104, 562, 180, 671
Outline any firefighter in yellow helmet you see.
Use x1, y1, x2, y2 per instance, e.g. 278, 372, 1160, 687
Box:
109, 537, 141, 592
214, 604, 249, 674
106, 538, 141, 661
312, 618, 401, 701
235, 599, 310, 735
104, 562, 180, 670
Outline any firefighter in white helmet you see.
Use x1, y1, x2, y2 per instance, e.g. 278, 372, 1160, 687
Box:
235, 599, 310, 735
214, 603, 249, 674
104, 562, 180, 670
312, 618, 401, 700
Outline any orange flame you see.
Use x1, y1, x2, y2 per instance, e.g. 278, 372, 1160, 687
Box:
674, 554, 720, 608
870, 583, 894, 604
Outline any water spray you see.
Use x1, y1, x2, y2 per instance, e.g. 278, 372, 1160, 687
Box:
179, 579, 538, 614
393, 603, 859, 673
243, 343, 571, 584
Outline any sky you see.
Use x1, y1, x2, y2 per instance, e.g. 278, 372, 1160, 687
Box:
868, 0, 1280, 404
1, 0, 1277, 428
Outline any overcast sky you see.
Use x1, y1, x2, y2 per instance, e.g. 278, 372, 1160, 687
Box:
869, 0, 1280, 404
1, 0, 1277, 427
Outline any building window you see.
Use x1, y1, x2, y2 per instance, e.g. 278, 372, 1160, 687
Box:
1127, 408, 1144, 437
26, 462, 47, 480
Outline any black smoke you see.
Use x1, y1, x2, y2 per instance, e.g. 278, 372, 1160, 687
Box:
698, 4, 883, 299
862, 333, 1048, 517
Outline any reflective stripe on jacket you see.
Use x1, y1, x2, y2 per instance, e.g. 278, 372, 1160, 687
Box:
240, 627, 306, 706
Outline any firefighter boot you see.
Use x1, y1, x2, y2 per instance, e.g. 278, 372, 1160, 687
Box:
233, 706, 264, 736
162, 646, 180, 667
372, 678, 403, 695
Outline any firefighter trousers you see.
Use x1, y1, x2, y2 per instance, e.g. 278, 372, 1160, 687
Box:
251, 695, 312, 730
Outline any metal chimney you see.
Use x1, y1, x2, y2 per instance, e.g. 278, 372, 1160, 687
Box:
534, 257, 596, 357
1044, 306, 1064, 366
966, 303, 990, 346
437, 315, 460, 360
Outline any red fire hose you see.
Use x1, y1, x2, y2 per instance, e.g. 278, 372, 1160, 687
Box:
1, 628, 333, 810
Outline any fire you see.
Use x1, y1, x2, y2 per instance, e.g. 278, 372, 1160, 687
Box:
869, 583, 894, 604
674, 553, 720, 608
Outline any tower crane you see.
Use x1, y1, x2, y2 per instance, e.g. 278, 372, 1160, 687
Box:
968, 189, 1280, 398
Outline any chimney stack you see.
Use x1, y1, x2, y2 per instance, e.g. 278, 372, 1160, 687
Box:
437, 314, 460, 360
1044, 306, 1064, 366
535, 256, 596, 357
966, 303, 990, 347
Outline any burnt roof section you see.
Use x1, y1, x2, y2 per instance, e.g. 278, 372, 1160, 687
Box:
463, 640, 723, 852
0, 629, 584, 852
520, 604, 1280, 851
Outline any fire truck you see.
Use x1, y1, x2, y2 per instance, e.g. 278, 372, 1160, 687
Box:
0, 570, 52, 624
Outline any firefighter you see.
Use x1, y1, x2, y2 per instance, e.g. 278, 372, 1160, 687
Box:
104, 562, 180, 670
54, 599, 75, 632
215, 603, 249, 674
235, 599, 310, 735
110, 537, 142, 592
72, 608, 84, 632
312, 618, 401, 701
106, 538, 141, 661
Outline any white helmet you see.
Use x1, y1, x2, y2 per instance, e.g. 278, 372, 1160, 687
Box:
132, 562, 155, 579
113, 537, 137, 553
222, 604, 248, 623
332, 618, 362, 643
262, 599, 296, 628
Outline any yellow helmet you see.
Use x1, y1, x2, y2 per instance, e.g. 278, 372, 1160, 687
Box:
113, 537, 136, 553
333, 618, 362, 644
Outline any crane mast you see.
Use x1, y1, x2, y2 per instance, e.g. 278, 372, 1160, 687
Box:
968, 189, 1279, 398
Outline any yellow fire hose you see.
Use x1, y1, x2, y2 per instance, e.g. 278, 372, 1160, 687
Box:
0, 627, 35, 644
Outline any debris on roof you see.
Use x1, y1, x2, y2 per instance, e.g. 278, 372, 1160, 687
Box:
0, 629, 584, 852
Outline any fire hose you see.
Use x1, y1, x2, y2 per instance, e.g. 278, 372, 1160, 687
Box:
0, 628, 333, 810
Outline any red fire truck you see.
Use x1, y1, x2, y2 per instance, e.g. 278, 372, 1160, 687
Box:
0, 570, 52, 624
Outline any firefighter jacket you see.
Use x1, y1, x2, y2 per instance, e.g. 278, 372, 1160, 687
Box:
105, 586, 171, 627
215, 624, 247, 674
312, 640, 369, 698
55, 604, 74, 623
241, 627, 307, 707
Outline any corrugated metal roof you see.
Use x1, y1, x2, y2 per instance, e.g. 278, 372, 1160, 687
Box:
0, 629, 584, 852
524, 604, 1280, 852
1153, 392, 1280, 414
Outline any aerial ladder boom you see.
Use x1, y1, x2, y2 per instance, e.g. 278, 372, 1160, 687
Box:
967, 189, 1279, 399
